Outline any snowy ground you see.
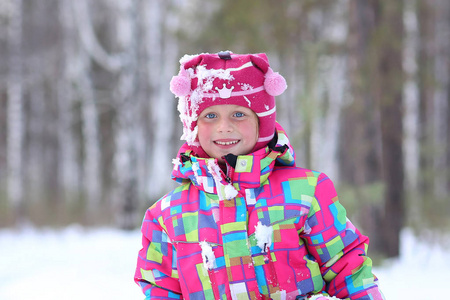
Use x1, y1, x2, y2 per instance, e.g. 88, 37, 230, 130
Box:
0, 226, 449, 300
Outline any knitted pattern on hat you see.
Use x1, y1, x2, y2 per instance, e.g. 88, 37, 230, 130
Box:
170, 51, 287, 157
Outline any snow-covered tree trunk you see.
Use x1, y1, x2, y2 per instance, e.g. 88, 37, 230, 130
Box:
6, 0, 24, 221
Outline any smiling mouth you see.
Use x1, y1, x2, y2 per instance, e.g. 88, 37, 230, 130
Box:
214, 140, 239, 146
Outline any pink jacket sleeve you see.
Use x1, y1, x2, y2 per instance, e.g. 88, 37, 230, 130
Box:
302, 173, 384, 300
134, 208, 183, 299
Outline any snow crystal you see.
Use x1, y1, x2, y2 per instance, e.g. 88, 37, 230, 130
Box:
239, 83, 253, 91
191, 160, 200, 173
199, 241, 215, 270
224, 183, 238, 199
179, 53, 202, 65
172, 157, 181, 170
254, 221, 273, 253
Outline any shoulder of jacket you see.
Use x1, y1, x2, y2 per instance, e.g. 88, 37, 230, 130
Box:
272, 165, 325, 178
150, 182, 200, 211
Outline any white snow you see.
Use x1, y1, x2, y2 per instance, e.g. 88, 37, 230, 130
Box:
199, 241, 215, 270
308, 296, 341, 300
172, 157, 181, 170
0, 226, 449, 300
254, 221, 273, 253
223, 184, 238, 200
372, 228, 450, 299
0, 225, 143, 300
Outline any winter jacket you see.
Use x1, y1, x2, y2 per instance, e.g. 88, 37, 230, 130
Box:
135, 124, 384, 300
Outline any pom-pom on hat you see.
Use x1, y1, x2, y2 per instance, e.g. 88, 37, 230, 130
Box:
170, 51, 287, 157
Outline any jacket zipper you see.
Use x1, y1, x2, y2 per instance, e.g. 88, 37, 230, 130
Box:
225, 162, 234, 184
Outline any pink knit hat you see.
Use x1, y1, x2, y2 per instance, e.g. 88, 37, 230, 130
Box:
170, 51, 287, 157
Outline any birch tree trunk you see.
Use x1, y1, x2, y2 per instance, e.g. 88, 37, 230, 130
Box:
79, 62, 101, 215
432, 0, 449, 198
72, 0, 102, 217
113, 0, 141, 229
25, 57, 46, 204
6, 0, 24, 222
279, 52, 301, 154
312, 56, 346, 182
311, 3, 347, 181
445, 2, 450, 195
402, 0, 421, 220
58, 0, 80, 203
145, 0, 178, 199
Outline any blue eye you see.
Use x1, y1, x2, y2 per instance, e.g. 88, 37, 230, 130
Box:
205, 113, 216, 119
234, 112, 245, 117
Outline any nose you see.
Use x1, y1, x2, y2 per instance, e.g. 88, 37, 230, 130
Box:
217, 117, 233, 133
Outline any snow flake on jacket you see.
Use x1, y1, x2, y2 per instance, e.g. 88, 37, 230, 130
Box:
135, 124, 384, 300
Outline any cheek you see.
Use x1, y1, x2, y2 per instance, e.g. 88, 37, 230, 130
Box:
243, 121, 259, 144
197, 122, 211, 142
249, 120, 259, 140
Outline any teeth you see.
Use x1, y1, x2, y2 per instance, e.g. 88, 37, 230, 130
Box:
215, 140, 238, 145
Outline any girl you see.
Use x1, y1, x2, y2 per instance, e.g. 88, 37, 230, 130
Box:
135, 51, 384, 300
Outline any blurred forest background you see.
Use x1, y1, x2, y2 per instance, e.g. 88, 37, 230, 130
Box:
0, 0, 449, 258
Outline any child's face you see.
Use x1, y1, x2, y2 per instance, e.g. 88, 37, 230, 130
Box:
197, 105, 259, 164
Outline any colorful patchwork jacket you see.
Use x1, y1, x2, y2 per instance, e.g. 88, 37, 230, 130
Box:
135, 124, 384, 300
